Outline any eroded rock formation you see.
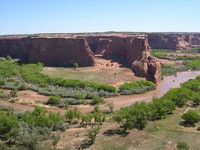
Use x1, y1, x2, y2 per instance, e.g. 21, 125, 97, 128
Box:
91, 35, 161, 83
148, 33, 200, 50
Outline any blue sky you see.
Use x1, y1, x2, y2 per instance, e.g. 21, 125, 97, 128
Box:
0, 0, 200, 35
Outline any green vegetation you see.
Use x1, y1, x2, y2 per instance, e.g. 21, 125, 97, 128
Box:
91, 95, 104, 105
151, 49, 171, 58
177, 141, 190, 150
182, 110, 200, 126
151, 49, 200, 76
118, 80, 155, 95
65, 108, 82, 124
85, 126, 100, 144
0, 106, 67, 149
161, 64, 189, 77
46, 95, 61, 105
0, 57, 120, 107
113, 75, 200, 132
186, 59, 200, 70
0, 57, 161, 109
73, 62, 79, 70
108, 102, 114, 113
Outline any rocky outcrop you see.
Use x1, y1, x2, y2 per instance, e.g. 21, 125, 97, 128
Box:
148, 33, 200, 50
0, 37, 95, 67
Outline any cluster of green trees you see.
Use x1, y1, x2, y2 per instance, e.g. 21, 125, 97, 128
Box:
65, 107, 106, 126
114, 75, 200, 131
0, 104, 110, 149
113, 99, 176, 131
0, 106, 68, 149
118, 80, 155, 95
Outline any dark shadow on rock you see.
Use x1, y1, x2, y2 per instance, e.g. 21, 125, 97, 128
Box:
103, 129, 129, 137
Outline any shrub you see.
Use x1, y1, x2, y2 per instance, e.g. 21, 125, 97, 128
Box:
186, 59, 200, 70
93, 104, 100, 113
73, 63, 79, 69
10, 89, 18, 97
91, 95, 104, 105
177, 141, 190, 150
93, 113, 105, 125
65, 108, 82, 124
108, 102, 114, 113
182, 110, 200, 126
85, 126, 100, 144
193, 96, 200, 106
81, 113, 93, 125
0, 78, 5, 86
0, 111, 19, 137
119, 80, 155, 95
46, 95, 61, 105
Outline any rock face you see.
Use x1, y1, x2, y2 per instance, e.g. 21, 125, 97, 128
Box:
84, 35, 161, 83
148, 33, 200, 50
0, 33, 161, 83
0, 37, 95, 67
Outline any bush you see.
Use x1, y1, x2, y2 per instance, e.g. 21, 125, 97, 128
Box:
193, 96, 200, 106
119, 80, 155, 95
0, 78, 5, 86
186, 59, 200, 70
85, 126, 100, 144
10, 89, 18, 97
73, 63, 79, 69
46, 95, 61, 105
91, 95, 104, 105
177, 141, 190, 150
81, 113, 93, 125
65, 108, 82, 124
182, 110, 200, 126
93, 112, 105, 125
93, 104, 100, 113
108, 102, 114, 113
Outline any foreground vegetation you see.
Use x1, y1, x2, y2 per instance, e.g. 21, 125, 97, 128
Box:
1, 53, 200, 149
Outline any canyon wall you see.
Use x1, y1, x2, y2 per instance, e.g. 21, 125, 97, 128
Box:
148, 33, 200, 50
0, 33, 161, 83
89, 35, 161, 83
0, 37, 95, 67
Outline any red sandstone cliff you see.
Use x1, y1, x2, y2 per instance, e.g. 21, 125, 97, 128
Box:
0, 37, 95, 67
0, 33, 161, 83
91, 36, 161, 83
148, 33, 200, 50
